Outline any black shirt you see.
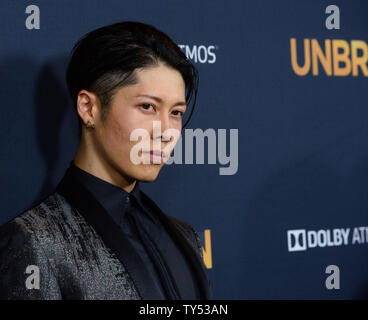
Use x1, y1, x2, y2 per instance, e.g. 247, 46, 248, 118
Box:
68, 160, 201, 300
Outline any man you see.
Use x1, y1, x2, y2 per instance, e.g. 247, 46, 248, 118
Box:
0, 21, 212, 300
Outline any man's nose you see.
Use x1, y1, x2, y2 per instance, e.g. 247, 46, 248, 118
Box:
153, 113, 171, 141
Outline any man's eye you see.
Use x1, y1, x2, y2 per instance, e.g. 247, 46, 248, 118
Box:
140, 103, 154, 111
172, 110, 184, 117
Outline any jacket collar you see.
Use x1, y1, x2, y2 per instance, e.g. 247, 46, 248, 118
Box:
56, 163, 211, 300
67, 161, 156, 227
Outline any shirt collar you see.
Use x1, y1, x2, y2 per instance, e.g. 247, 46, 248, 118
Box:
67, 160, 156, 226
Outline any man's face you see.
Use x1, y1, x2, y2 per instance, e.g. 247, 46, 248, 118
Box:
92, 63, 186, 182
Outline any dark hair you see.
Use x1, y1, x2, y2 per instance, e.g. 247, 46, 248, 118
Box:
66, 21, 198, 134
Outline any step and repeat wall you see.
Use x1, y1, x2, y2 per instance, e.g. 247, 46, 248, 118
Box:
1, 0, 367, 299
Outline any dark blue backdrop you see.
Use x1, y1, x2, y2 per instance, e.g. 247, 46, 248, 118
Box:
0, 0, 367, 299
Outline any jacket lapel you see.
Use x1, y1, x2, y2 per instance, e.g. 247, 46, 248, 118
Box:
55, 167, 162, 300
139, 191, 212, 300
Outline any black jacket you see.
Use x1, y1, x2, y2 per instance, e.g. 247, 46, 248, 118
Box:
0, 168, 212, 300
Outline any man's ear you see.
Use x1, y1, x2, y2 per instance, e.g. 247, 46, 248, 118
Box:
76, 90, 100, 126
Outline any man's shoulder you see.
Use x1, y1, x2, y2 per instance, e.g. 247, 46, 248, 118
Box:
138, 189, 199, 236
0, 192, 63, 274
166, 214, 198, 237
0, 191, 75, 242
165, 215, 202, 253
139, 189, 203, 258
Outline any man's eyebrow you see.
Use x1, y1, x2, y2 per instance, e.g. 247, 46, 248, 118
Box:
135, 94, 187, 107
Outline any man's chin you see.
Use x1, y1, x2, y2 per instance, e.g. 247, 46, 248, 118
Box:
133, 166, 162, 182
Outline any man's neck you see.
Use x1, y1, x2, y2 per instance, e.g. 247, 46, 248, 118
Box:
73, 155, 136, 193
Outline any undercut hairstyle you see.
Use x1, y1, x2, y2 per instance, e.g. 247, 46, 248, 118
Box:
65, 21, 199, 136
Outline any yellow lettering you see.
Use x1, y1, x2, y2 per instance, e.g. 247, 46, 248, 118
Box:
202, 229, 212, 269
332, 39, 351, 76
290, 38, 311, 76
351, 40, 368, 76
311, 39, 332, 76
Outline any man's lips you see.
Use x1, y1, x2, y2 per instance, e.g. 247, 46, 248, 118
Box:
151, 150, 164, 157
142, 150, 166, 159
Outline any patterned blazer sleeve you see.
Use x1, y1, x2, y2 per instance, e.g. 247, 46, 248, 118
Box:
0, 218, 62, 300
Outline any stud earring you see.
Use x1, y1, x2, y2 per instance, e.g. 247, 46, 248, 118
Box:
86, 120, 95, 129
